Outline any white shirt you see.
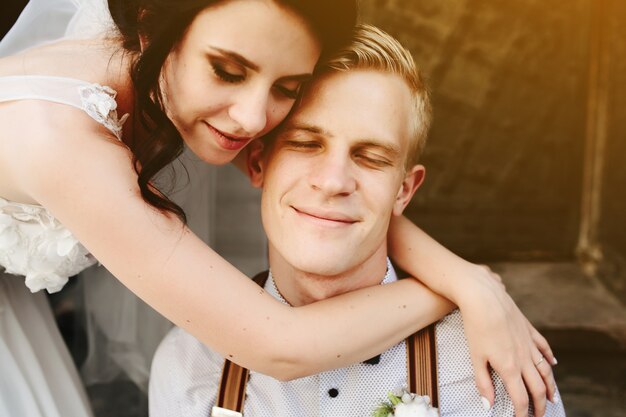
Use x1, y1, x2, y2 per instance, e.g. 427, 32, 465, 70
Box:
149, 262, 565, 417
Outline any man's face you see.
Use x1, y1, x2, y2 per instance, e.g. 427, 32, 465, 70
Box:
250, 69, 425, 277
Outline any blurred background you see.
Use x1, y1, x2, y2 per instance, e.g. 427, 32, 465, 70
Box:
2, 0, 625, 416
357, 1, 626, 415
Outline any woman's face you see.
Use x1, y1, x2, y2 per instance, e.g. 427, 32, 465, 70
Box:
160, 0, 321, 165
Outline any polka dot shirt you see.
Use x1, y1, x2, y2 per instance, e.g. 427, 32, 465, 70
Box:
149, 262, 565, 417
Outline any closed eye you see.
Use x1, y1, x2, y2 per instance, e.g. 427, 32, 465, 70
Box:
211, 61, 245, 84
274, 84, 301, 100
355, 154, 393, 168
284, 140, 321, 150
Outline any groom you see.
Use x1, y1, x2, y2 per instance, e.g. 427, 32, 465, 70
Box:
149, 24, 565, 417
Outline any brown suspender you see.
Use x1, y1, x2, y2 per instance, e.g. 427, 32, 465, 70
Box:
215, 359, 250, 415
407, 325, 439, 408
212, 272, 438, 416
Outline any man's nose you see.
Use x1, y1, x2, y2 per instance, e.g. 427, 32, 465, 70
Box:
309, 154, 357, 197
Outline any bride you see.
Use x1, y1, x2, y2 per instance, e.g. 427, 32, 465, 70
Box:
0, 1, 556, 416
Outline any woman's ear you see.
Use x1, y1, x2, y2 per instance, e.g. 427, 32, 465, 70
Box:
392, 165, 425, 216
246, 140, 266, 188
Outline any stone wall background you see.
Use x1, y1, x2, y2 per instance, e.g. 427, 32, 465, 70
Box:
359, 0, 626, 302
600, 0, 626, 301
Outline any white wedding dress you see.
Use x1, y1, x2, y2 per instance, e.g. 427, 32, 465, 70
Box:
0, 1, 214, 415
0, 4, 117, 416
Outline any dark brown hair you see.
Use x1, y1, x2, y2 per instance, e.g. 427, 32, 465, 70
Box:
107, 0, 358, 223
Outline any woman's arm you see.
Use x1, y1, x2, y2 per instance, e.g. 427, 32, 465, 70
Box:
13, 112, 456, 380
389, 215, 557, 417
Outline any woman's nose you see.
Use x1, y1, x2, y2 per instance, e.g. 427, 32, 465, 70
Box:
228, 86, 269, 137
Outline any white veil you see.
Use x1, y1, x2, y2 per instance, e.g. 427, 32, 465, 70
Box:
0, 0, 217, 394
0, 0, 115, 56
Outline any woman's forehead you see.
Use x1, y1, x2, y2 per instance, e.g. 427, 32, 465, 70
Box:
184, 0, 321, 74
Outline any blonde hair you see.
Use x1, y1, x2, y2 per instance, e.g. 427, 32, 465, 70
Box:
319, 23, 432, 168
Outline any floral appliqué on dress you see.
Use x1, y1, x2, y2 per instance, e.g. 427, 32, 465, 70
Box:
0, 198, 97, 293
79, 84, 129, 140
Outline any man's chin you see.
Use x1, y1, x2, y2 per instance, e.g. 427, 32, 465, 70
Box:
285, 254, 357, 277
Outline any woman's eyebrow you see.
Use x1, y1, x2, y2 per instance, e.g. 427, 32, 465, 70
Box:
209, 46, 313, 81
209, 46, 260, 71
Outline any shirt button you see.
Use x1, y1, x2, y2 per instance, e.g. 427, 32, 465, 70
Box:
328, 388, 339, 398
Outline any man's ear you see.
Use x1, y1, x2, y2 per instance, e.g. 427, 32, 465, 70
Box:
392, 165, 425, 216
246, 140, 265, 188
138, 9, 149, 52
139, 34, 148, 52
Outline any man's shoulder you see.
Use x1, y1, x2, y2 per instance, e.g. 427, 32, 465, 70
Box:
436, 308, 463, 332
153, 326, 226, 376
150, 327, 225, 416
433, 309, 476, 385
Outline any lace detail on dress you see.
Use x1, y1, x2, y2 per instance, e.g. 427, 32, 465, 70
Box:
79, 84, 129, 140
0, 77, 126, 293
0, 197, 96, 293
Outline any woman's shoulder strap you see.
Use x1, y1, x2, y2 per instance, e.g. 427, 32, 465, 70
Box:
0, 75, 127, 140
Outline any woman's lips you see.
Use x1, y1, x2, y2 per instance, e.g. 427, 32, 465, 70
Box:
206, 123, 251, 151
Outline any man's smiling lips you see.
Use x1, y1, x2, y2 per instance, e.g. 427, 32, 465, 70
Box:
291, 206, 358, 227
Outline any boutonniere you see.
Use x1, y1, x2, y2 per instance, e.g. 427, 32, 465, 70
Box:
373, 390, 439, 417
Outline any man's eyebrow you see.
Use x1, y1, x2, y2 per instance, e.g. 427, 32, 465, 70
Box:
209, 47, 313, 81
283, 122, 333, 137
355, 140, 402, 159
210, 46, 260, 71
283, 123, 402, 157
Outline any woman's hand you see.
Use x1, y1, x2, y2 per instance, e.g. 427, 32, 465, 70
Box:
388, 216, 558, 416
458, 264, 558, 417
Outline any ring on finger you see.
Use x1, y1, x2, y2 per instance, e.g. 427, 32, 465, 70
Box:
534, 356, 545, 367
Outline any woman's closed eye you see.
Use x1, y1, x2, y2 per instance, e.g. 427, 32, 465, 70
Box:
211, 60, 245, 84
274, 83, 301, 100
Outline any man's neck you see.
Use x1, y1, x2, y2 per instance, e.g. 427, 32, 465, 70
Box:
268, 245, 390, 307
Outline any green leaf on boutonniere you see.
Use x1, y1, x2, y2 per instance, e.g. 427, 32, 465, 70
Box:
387, 392, 401, 406
372, 402, 394, 417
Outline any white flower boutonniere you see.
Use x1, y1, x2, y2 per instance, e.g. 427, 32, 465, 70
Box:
373, 390, 439, 417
